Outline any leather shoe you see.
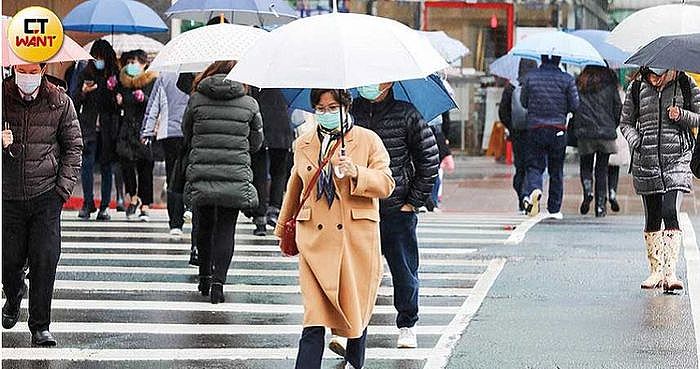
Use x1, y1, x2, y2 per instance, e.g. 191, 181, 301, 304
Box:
2, 298, 21, 329
31, 330, 57, 346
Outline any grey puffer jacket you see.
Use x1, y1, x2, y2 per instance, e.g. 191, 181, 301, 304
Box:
620, 74, 700, 195
183, 74, 264, 209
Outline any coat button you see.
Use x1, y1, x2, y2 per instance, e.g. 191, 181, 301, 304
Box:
337, 224, 343, 230
307, 166, 312, 171
317, 224, 323, 230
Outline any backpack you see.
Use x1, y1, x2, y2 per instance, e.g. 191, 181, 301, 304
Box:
510, 84, 528, 131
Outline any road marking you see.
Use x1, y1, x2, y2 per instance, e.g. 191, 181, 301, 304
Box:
422, 258, 506, 369
504, 213, 545, 245
679, 212, 700, 367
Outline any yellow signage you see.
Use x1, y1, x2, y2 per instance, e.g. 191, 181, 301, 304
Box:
7, 6, 64, 63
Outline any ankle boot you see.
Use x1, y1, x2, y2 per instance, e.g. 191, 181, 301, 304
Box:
663, 230, 685, 291
580, 179, 593, 215
198, 276, 211, 296
210, 283, 225, 304
641, 231, 665, 289
608, 189, 620, 212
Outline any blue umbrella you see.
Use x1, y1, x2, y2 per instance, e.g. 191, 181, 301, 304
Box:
511, 31, 605, 67
281, 74, 457, 123
165, 0, 298, 26
63, 0, 168, 33
569, 30, 632, 69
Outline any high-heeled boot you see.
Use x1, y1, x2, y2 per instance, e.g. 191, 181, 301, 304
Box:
663, 230, 685, 291
641, 231, 664, 289
580, 179, 593, 215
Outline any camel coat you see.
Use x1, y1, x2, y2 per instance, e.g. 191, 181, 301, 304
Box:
274, 125, 395, 338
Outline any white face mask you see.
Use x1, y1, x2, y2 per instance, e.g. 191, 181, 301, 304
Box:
15, 71, 43, 96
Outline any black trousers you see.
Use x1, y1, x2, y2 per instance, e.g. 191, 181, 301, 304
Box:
608, 165, 619, 194
268, 148, 291, 210
511, 132, 528, 210
295, 327, 368, 369
250, 148, 269, 221
196, 205, 239, 284
162, 138, 185, 229
122, 159, 154, 205
643, 191, 681, 232
2, 190, 63, 332
579, 152, 610, 205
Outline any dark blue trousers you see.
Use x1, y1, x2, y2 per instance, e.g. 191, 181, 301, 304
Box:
380, 211, 419, 329
523, 128, 567, 213
81, 140, 113, 210
294, 327, 367, 369
511, 131, 529, 211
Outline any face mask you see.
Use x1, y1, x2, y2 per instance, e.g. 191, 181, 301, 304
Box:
357, 84, 385, 101
125, 63, 141, 77
315, 111, 342, 130
15, 71, 42, 96
94, 60, 105, 70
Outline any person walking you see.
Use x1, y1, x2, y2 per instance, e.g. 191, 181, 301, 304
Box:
74, 40, 120, 220
275, 89, 395, 369
607, 125, 629, 213
116, 50, 158, 221
498, 59, 538, 213
570, 66, 622, 217
620, 67, 700, 291
182, 61, 263, 303
2, 63, 83, 346
352, 83, 439, 348
520, 55, 580, 218
141, 72, 189, 237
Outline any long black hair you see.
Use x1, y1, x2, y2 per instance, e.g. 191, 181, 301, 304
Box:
86, 39, 119, 77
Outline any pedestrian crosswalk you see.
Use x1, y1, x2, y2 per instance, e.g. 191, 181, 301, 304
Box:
2, 210, 522, 369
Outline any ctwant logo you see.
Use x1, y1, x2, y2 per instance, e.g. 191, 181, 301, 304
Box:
8, 7, 64, 63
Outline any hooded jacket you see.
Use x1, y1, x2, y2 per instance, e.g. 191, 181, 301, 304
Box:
183, 74, 264, 209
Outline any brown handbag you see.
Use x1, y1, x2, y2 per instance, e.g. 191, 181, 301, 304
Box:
280, 139, 343, 256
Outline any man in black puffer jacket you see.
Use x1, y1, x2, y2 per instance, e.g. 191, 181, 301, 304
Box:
352, 84, 439, 349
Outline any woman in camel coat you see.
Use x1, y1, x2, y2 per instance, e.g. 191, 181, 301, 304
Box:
275, 89, 395, 369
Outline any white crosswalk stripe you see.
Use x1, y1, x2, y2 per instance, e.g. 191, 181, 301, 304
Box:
3, 210, 521, 368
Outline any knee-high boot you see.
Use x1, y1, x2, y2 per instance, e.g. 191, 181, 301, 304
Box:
663, 230, 685, 291
641, 231, 664, 289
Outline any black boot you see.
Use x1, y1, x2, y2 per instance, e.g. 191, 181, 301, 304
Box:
253, 217, 267, 236
198, 276, 211, 297
189, 245, 199, 266
608, 166, 620, 212
210, 283, 225, 304
609, 189, 620, 212
580, 179, 593, 215
595, 193, 607, 218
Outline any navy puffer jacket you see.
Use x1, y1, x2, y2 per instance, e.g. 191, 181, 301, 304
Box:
521, 63, 580, 127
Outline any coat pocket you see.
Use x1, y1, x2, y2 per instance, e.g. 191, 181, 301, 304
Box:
351, 208, 379, 222
297, 207, 311, 221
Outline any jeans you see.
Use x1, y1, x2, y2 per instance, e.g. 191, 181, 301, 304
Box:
196, 205, 239, 284
122, 159, 154, 205
380, 211, 419, 328
580, 152, 610, 205
524, 128, 567, 213
2, 190, 63, 332
250, 148, 269, 222
643, 191, 681, 232
81, 140, 113, 210
268, 148, 291, 210
162, 138, 185, 229
511, 131, 528, 210
294, 327, 368, 369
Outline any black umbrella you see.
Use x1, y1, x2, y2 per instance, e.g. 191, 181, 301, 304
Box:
626, 33, 700, 106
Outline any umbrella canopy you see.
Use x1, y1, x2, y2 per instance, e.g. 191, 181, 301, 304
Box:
510, 31, 605, 67
417, 31, 469, 66
149, 24, 266, 73
626, 33, 700, 74
607, 3, 700, 53
489, 54, 525, 84
165, 0, 297, 27
63, 0, 168, 33
281, 74, 457, 122
83, 34, 164, 57
2, 17, 93, 66
226, 12, 448, 89
569, 30, 631, 69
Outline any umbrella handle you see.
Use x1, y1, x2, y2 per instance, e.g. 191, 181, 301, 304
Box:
673, 77, 678, 107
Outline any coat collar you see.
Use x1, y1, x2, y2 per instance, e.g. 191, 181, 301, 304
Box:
297, 124, 358, 167
119, 68, 158, 89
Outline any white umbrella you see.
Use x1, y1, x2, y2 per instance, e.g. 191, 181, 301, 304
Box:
607, 3, 700, 52
510, 31, 605, 67
84, 34, 164, 56
418, 30, 469, 66
226, 12, 448, 89
149, 24, 267, 73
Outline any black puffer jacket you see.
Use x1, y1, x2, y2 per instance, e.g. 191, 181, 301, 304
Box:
250, 88, 293, 150
2, 78, 83, 201
183, 74, 264, 209
352, 92, 439, 214
116, 68, 157, 162
74, 68, 120, 163
571, 76, 621, 141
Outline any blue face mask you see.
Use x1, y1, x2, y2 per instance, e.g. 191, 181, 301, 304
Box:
125, 63, 141, 77
94, 60, 105, 70
357, 84, 384, 100
315, 111, 342, 130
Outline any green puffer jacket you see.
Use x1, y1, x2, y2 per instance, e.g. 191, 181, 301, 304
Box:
183, 74, 263, 209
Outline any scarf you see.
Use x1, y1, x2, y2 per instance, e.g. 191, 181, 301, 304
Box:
316, 115, 353, 208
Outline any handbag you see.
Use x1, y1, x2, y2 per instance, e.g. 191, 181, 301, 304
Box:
280, 139, 342, 256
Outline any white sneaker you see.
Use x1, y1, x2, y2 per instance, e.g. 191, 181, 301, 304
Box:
397, 327, 417, 348
183, 210, 193, 224
523, 189, 542, 217
547, 212, 564, 220
169, 228, 183, 240
328, 335, 347, 357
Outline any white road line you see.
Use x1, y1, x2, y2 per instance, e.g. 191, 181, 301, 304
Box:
60, 221, 515, 230
7, 322, 445, 335
11, 299, 459, 315
504, 213, 545, 245
1, 347, 432, 361
422, 258, 506, 369
679, 212, 700, 368
51, 280, 474, 297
